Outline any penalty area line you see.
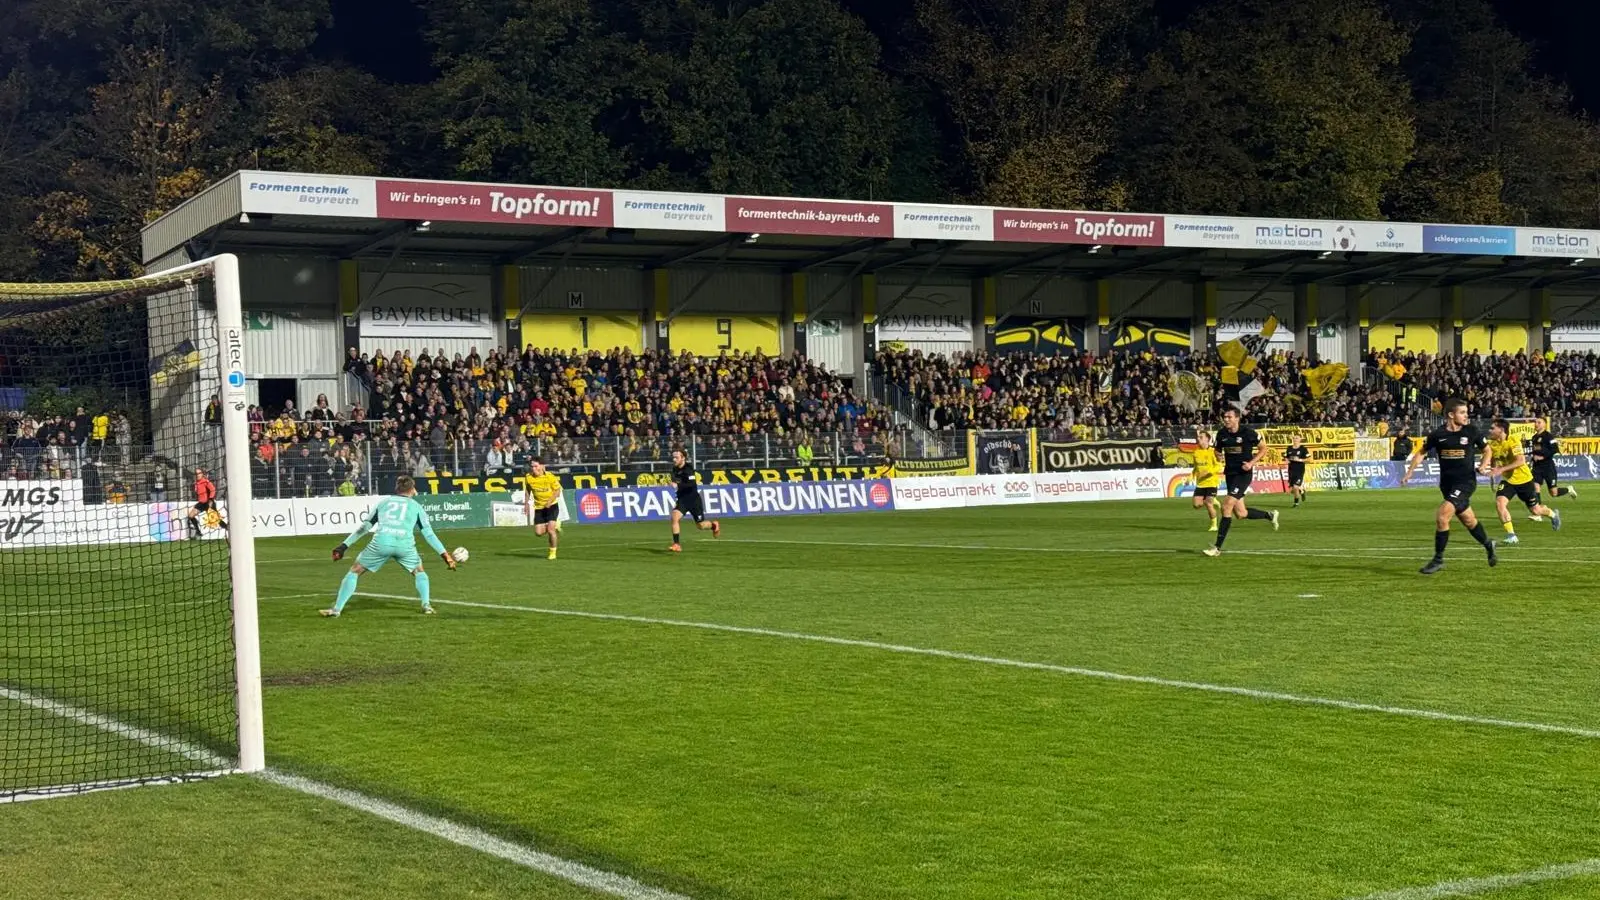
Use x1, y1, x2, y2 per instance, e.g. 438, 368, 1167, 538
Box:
357, 591, 1600, 743
1347, 857, 1600, 900
1, 686, 692, 900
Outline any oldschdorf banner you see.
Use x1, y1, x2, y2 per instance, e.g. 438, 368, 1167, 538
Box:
970, 431, 1033, 474
888, 456, 974, 477
1039, 439, 1164, 473
572, 479, 896, 524
423, 465, 892, 494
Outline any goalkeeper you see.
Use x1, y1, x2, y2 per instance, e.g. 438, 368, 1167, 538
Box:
320, 475, 454, 618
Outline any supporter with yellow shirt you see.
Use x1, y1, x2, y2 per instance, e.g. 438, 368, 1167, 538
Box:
1190, 430, 1223, 531
1484, 418, 1559, 544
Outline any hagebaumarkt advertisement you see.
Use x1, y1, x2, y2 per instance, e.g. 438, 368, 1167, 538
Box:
892, 471, 1177, 510
423, 466, 892, 494
1038, 439, 1164, 473
572, 480, 896, 524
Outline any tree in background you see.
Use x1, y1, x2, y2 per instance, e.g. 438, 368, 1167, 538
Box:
1119, 0, 1414, 220
1387, 0, 1600, 227
911, 0, 1149, 210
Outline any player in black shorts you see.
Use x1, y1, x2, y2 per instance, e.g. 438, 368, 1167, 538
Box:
1285, 434, 1310, 508
669, 448, 720, 552
1204, 407, 1279, 557
1528, 416, 1578, 507
1402, 397, 1497, 574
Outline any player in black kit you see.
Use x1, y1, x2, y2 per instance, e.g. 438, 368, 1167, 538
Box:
1204, 407, 1280, 557
1401, 398, 1497, 574
669, 448, 721, 552
1285, 434, 1310, 507
1528, 416, 1578, 507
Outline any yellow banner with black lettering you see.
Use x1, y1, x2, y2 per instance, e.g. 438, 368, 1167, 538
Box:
1257, 425, 1357, 463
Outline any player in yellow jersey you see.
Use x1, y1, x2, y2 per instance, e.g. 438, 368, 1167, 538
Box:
523, 457, 565, 559
1191, 430, 1223, 531
1483, 418, 1560, 544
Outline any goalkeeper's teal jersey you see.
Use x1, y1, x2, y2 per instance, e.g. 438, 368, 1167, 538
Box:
346, 495, 446, 556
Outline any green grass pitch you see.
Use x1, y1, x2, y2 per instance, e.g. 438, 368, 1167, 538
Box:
6, 488, 1600, 899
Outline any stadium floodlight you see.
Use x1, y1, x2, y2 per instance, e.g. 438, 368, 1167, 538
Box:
0, 254, 263, 802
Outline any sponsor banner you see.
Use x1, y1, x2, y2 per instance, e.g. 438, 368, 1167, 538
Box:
973, 431, 1032, 475
1039, 439, 1164, 472
613, 191, 725, 232
1423, 224, 1515, 255
1109, 318, 1192, 355
877, 287, 973, 342
375, 179, 613, 227
888, 456, 974, 477
249, 494, 498, 539
992, 210, 1163, 246
725, 196, 893, 238
1516, 229, 1600, 258
571, 480, 895, 524
896, 204, 993, 241
240, 171, 376, 217
1166, 216, 1250, 248
1166, 218, 1423, 252
359, 272, 495, 340
892, 471, 1177, 510
423, 467, 892, 493
994, 317, 1085, 354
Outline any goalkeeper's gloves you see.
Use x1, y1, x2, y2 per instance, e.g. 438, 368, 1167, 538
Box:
441, 551, 457, 571
332, 543, 348, 561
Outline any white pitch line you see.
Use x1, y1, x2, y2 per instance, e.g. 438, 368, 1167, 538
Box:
1348, 857, 1600, 899
356, 593, 1600, 741
1, 686, 692, 900
258, 771, 690, 900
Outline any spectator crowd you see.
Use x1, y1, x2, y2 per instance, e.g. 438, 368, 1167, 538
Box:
875, 346, 1600, 435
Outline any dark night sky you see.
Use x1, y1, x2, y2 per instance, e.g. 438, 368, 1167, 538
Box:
329, 0, 1600, 118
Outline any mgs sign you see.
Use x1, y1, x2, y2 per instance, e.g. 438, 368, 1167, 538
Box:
0, 484, 67, 542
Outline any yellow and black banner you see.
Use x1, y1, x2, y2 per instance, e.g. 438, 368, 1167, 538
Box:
423, 466, 892, 494
888, 456, 974, 477
1257, 425, 1356, 463
1304, 362, 1350, 399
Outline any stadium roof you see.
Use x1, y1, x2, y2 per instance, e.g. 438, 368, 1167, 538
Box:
142, 171, 1600, 290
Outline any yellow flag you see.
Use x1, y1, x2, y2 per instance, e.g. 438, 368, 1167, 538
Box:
1304, 362, 1350, 399
1217, 316, 1278, 376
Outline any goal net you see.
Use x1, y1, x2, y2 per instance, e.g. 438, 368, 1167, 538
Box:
0, 256, 262, 802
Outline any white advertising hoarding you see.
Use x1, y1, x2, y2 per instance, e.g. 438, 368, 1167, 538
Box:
240, 171, 377, 217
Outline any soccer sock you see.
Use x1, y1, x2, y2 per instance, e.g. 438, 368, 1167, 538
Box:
1245, 508, 1271, 520
415, 570, 432, 608
671, 528, 680, 544
332, 571, 359, 613
1434, 530, 1449, 558
1502, 520, 1516, 534
1468, 523, 1492, 547
186, 516, 200, 537
1215, 516, 1232, 548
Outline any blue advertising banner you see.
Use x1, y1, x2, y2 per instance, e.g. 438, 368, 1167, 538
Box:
1422, 225, 1516, 256
572, 479, 897, 524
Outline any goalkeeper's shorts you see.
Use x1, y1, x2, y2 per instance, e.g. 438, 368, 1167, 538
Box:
356, 542, 422, 573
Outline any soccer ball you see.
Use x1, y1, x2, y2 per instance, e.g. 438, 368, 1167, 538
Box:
451, 547, 470, 563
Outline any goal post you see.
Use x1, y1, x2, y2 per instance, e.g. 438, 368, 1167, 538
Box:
0, 253, 263, 801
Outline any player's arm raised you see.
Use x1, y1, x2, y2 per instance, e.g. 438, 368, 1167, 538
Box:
416, 507, 455, 570
333, 511, 377, 561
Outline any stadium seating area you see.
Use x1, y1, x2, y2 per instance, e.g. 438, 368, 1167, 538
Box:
877, 347, 1600, 432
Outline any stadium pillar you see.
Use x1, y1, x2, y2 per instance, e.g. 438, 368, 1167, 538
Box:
858, 273, 877, 367
784, 272, 807, 359
1533, 287, 1551, 356
1355, 283, 1371, 360
338, 260, 360, 407
1294, 283, 1319, 362
650, 268, 670, 353
978, 276, 997, 351
1095, 279, 1112, 353
1194, 280, 1216, 350
498, 265, 522, 352
1445, 285, 1463, 355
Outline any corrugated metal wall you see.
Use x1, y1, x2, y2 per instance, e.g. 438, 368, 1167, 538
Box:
523, 266, 643, 311
669, 269, 781, 314
244, 313, 340, 378
805, 318, 853, 375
